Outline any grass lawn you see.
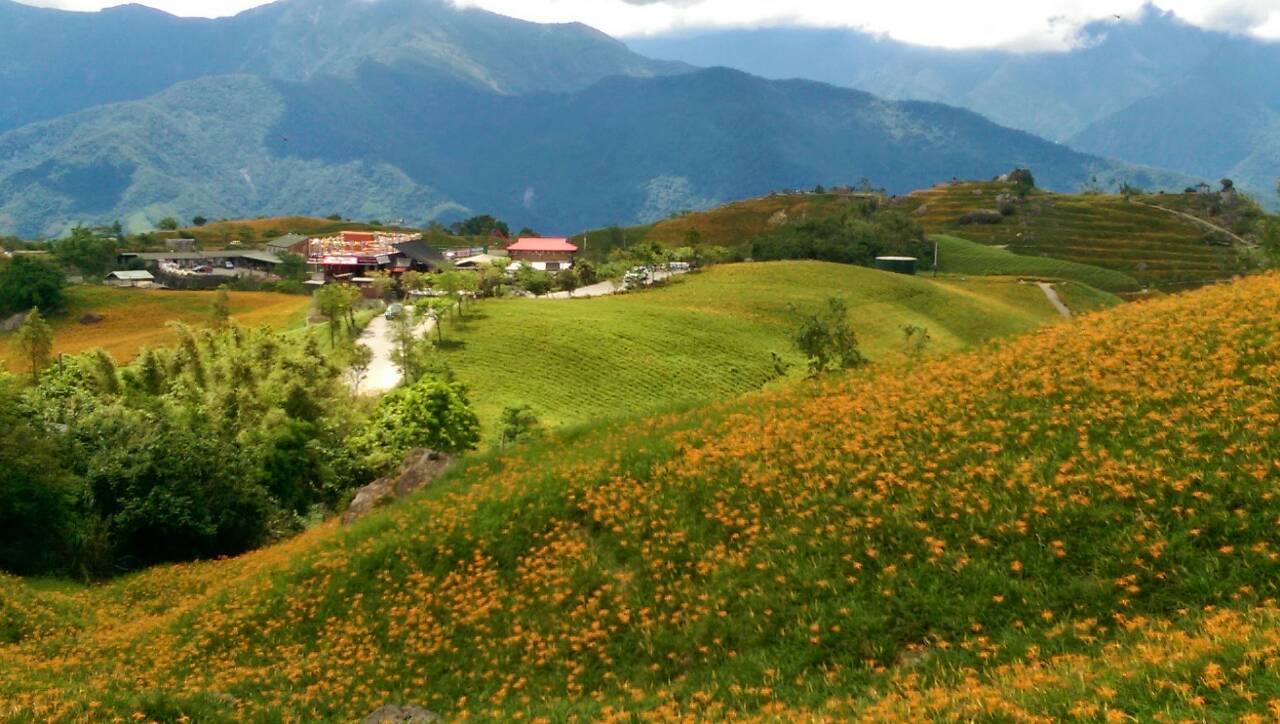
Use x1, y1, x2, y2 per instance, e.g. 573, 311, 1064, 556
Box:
0, 286, 311, 373
433, 260, 1071, 438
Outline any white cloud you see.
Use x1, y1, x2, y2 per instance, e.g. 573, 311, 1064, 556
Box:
13, 0, 1280, 48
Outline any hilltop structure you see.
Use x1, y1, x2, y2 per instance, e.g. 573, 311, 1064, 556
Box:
306, 230, 421, 281
505, 237, 578, 271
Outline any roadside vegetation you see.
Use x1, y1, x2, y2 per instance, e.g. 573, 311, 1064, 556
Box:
3, 271, 1280, 720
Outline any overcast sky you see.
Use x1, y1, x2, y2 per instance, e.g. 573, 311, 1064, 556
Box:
16, 0, 1280, 49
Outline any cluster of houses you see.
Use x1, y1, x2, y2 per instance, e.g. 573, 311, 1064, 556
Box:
106, 230, 581, 289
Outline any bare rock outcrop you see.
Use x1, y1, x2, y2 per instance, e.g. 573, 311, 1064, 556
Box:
342, 449, 452, 525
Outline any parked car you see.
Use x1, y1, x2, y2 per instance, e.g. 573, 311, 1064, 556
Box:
193, 265, 214, 274
223, 261, 235, 269
384, 303, 405, 320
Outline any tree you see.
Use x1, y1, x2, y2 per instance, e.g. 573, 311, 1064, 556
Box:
276, 252, 308, 282
210, 286, 231, 329
315, 283, 356, 347
369, 271, 395, 302
157, 217, 180, 231
453, 215, 510, 238
554, 268, 578, 293
192, 216, 208, 227
355, 377, 481, 472
791, 298, 866, 376
12, 308, 54, 382
422, 297, 452, 344
0, 255, 66, 315
1009, 168, 1036, 197
346, 344, 373, 394
0, 377, 85, 575
514, 265, 553, 296
499, 405, 543, 449
53, 226, 118, 277
390, 307, 420, 383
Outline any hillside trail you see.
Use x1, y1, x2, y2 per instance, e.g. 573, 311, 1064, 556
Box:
1036, 282, 1073, 319
1131, 200, 1254, 247
353, 312, 437, 396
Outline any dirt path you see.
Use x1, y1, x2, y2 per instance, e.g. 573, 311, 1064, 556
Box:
1132, 200, 1253, 247
1036, 282, 1073, 319
353, 312, 436, 396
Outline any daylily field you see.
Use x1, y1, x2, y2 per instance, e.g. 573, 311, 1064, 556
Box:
4, 274, 1280, 721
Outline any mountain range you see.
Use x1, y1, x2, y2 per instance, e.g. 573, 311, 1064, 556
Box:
0, 0, 1205, 237
629, 7, 1280, 207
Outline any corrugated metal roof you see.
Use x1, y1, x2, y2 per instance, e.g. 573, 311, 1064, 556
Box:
106, 270, 155, 280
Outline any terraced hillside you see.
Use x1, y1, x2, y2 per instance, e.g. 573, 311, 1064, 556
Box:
4, 273, 1280, 720
434, 261, 1071, 437
902, 181, 1257, 290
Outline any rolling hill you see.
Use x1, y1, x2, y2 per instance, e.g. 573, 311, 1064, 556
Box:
432, 261, 1074, 437
3, 270, 1280, 720
573, 186, 1239, 294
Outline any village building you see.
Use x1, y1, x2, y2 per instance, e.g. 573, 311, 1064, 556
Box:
105, 270, 156, 288
505, 237, 578, 271
454, 253, 508, 270
307, 230, 419, 280
119, 250, 284, 276
266, 233, 310, 255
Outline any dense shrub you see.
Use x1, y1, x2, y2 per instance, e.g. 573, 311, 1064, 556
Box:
0, 255, 65, 315
0, 377, 85, 576
2, 323, 386, 576
751, 211, 928, 266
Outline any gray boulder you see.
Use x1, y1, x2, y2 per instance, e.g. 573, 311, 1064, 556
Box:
342, 449, 452, 525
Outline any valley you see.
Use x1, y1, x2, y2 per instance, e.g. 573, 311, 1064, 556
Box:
3, 0, 1280, 720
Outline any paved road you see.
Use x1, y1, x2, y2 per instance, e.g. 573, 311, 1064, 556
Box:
540, 269, 684, 299
352, 312, 436, 396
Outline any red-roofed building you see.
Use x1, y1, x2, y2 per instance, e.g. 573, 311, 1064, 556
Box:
505, 237, 579, 271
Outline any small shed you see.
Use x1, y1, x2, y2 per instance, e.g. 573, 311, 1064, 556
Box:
105, 270, 156, 288
874, 256, 919, 276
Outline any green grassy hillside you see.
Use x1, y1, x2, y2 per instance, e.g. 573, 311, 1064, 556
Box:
435, 261, 1068, 436
902, 181, 1256, 290
933, 234, 1144, 293
4, 273, 1280, 720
